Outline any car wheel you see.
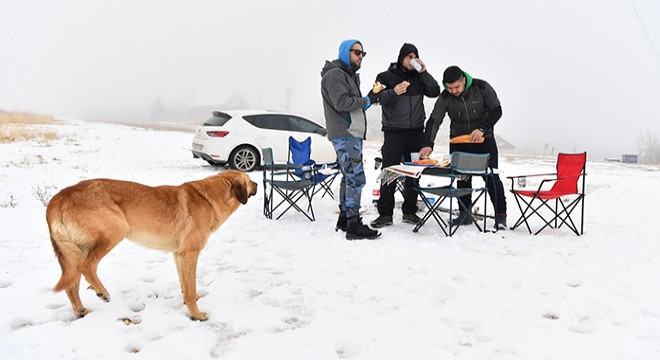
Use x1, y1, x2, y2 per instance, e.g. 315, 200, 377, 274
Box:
229, 146, 259, 172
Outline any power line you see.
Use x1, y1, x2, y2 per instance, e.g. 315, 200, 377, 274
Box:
630, 0, 660, 61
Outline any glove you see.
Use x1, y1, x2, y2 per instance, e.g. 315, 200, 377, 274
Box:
366, 90, 379, 105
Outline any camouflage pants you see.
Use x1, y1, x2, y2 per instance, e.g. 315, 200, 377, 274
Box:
331, 136, 366, 219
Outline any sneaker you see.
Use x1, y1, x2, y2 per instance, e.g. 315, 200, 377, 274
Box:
335, 212, 347, 232
370, 215, 393, 228
402, 213, 422, 225
495, 214, 507, 230
450, 212, 472, 227
347, 216, 381, 240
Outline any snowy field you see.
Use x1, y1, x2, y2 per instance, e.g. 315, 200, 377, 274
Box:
1, 119, 659, 359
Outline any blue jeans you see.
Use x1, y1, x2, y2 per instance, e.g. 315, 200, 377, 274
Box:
331, 137, 366, 219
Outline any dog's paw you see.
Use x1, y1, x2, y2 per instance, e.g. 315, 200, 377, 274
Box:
74, 308, 90, 319
190, 312, 209, 321
87, 286, 110, 302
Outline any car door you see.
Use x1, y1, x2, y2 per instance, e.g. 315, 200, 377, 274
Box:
285, 115, 337, 163
245, 114, 291, 162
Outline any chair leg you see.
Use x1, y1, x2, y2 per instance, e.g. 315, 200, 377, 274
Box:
513, 194, 584, 236
526, 198, 558, 234
453, 190, 486, 234
511, 192, 534, 234
273, 188, 315, 222
511, 194, 555, 235
542, 195, 583, 236
413, 191, 449, 235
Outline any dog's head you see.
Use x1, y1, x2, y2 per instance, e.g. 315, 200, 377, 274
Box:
224, 170, 258, 204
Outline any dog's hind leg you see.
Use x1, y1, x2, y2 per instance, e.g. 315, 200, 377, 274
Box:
174, 249, 208, 321
64, 274, 89, 318
81, 229, 126, 302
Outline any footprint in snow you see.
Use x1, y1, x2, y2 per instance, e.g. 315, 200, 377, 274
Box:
543, 312, 560, 320
128, 302, 146, 312
0, 280, 12, 289
9, 318, 34, 330
46, 303, 67, 310
568, 312, 602, 334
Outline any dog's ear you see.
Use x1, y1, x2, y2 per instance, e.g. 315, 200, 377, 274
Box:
232, 179, 249, 204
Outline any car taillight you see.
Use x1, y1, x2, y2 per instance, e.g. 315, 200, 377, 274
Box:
206, 131, 229, 137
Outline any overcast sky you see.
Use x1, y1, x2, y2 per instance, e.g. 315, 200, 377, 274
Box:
1, 0, 659, 157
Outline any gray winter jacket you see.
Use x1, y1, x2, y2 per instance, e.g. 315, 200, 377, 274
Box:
320, 59, 369, 140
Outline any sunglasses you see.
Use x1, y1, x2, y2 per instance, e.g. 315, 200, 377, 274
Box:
350, 49, 367, 57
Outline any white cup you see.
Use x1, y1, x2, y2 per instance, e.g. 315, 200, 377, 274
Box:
410, 152, 420, 162
410, 58, 422, 72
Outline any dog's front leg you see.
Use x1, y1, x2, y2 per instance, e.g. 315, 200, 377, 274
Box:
174, 250, 208, 321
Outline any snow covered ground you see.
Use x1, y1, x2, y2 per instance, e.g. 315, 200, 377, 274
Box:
1, 119, 659, 359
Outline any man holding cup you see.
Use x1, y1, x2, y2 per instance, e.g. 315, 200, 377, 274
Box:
370, 43, 441, 228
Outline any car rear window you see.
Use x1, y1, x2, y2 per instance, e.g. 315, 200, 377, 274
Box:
203, 111, 232, 126
243, 115, 289, 131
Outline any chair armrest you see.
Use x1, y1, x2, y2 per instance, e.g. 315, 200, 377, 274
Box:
525, 174, 583, 193
264, 163, 300, 171
508, 173, 557, 191
506, 172, 557, 180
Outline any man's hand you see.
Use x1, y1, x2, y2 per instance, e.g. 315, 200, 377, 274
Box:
366, 90, 379, 104
394, 81, 410, 95
470, 129, 484, 142
419, 146, 433, 159
416, 58, 427, 73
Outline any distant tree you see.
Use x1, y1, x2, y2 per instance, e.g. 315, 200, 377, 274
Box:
281, 88, 293, 111
637, 130, 660, 164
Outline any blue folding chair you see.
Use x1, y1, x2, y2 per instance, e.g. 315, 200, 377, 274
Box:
288, 136, 339, 199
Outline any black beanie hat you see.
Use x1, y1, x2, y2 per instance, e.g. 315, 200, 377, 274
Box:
398, 43, 419, 65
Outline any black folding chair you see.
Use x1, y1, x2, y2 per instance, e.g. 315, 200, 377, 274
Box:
413, 152, 491, 236
507, 152, 587, 235
262, 147, 317, 221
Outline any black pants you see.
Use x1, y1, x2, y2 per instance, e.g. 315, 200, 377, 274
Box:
450, 136, 507, 215
377, 129, 423, 216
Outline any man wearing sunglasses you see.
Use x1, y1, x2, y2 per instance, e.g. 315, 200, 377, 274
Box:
370, 43, 440, 229
321, 39, 380, 240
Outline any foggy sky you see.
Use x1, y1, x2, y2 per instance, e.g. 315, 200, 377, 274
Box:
1, 0, 659, 158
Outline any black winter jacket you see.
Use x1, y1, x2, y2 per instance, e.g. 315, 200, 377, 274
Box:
423, 72, 502, 149
375, 63, 440, 132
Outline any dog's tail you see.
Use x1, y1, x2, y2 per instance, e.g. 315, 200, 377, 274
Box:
47, 207, 84, 292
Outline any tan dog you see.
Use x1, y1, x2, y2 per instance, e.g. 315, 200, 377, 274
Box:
46, 170, 257, 321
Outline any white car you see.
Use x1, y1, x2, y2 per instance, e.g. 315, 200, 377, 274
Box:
192, 110, 337, 172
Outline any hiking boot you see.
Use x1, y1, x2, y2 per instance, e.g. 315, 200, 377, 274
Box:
402, 213, 422, 225
495, 214, 507, 230
450, 211, 472, 227
370, 215, 393, 228
347, 216, 381, 240
335, 212, 347, 232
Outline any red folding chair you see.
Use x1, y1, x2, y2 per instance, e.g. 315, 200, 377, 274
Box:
507, 152, 587, 235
